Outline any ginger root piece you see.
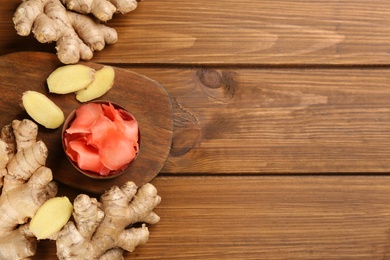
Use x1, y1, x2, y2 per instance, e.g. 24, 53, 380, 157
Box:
76, 65, 115, 102
0, 119, 58, 259
22, 90, 65, 129
55, 181, 161, 260
62, 0, 138, 21
110, 0, 139, 14
63, 0, 116, 22
47, 64, 96, 94
13, 0, 122, 64
29, 196, 73, 239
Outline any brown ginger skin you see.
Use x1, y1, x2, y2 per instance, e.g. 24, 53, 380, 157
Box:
62, 0, 138, 21
0, 119, 160, 259
13, 0, 118, 64
13, 0, 138, 64
0, 119, 58, 259
56, 181, 161, 260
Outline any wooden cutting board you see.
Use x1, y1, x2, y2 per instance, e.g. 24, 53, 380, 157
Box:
0, 52, 173, 194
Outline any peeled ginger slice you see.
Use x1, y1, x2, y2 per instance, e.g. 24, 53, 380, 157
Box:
76, 66, 115, 102
47, 64, 95, 94
22, 90, 65, 129
29, 197, 73, 240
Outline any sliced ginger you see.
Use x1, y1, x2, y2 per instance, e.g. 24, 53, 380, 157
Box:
76, 66, 115, 102
47, 64, 115, 102
47, 64, 95, 94
29, 196, 73, 240
22, 64, 116, 129
22, 91, 65, 129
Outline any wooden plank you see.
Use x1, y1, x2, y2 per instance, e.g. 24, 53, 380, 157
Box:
127, 67, 390, 174
65, 0, 390, 65
1, 1, 390, 65
33, 175, 390, 259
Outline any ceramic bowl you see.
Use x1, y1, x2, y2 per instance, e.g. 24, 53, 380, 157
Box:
61, 101, 140, 180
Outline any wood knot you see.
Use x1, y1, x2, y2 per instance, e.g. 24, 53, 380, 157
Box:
197, 69, 222, 89
196, 68, 237, 102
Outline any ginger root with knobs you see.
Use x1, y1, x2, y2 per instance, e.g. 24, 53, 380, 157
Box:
13, 0, 139, 64
62, 0, 138, 21
55, 181, 161, 260
0, 119, 58, 260
0, 119, 160, 259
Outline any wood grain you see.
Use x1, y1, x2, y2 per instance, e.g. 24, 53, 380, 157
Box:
33, 176, 390, 259
2, 1, 390, 65
1, 1, 390, 259
121, 67, 390, 174
102, 0, 390, 65
0, 0, 390, 65
0, 52, 173, 193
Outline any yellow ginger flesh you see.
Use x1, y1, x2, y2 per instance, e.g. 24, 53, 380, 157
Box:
47, 64, 96, 94
76, 65, 115, 102
29, 196, 73, 239
22, 90, 65, 129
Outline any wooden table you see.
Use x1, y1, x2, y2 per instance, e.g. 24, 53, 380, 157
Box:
2, 1, 390, 259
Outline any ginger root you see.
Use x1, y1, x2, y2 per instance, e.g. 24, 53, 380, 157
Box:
55, 181, 161, 260
0, 119, 58, 259
62, 0, 138, 22
13, 0, 138, 64
0, 118, 159, 260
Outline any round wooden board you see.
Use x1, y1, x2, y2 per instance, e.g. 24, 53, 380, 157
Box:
0, 52, 173, 194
